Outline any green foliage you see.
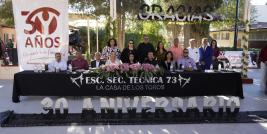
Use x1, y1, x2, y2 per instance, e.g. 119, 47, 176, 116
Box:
0, 0, 14, 26
69, 0, 143, 16
85, 50, 91, 62
211, 0, 250, 30
125, 20, 167, 48
69, 0, 108, 16
104, 16, 117, 42
69, 0, 145, 50
78, 26, 106, 53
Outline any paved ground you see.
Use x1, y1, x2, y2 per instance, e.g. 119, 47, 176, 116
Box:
0, 69, 267, 134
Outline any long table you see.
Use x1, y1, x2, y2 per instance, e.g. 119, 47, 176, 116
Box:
12, 71, 244, 103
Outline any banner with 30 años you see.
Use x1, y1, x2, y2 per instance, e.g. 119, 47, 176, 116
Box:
12, 0, 69, 70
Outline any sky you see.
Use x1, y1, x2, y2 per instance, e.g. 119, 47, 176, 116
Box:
251, 0, 267, 5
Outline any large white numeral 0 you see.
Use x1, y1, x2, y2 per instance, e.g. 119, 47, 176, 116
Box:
54, 98, 69, 115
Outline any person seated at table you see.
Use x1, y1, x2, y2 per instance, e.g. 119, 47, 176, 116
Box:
90, 52, 105, 68
48, 52, 67, 71
144, 51, 158, 66
160, 51, 177, 71
71, 51, 89, 70
125, 52, 138, 65
105, 51, 122, 65
177, 48, 197, 71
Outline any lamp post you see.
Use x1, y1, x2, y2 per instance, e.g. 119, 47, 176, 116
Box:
87, 19, 90, 55
233, 0, 240, 50
96, 18, 99, 52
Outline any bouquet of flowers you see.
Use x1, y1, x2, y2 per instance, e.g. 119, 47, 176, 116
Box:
105, 64, 120, 72
119, 63, 130, 73
140, 64, 160, 78
98, 63, 162, 78
129, 63, 142, 71
142, 63, 156, 72
128, 63, 142, 76
99, 64, 120, 78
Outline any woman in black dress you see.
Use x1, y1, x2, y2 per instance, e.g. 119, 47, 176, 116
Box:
127, 53, 137, 65
155, 41, 167, 63
160, 51, 176, 71
121, 40, 138, 63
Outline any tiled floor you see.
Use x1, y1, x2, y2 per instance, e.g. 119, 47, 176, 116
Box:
1, 69, 267, 134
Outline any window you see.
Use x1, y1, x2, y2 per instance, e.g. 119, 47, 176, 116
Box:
250, 32, 267, 41
213, 33, 220, 40
249, 32, 256, 40
4, 33, 9, 43
12, 34, 15, 41
221, 32, 230, 40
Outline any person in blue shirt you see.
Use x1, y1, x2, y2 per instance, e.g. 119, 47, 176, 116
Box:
199, 38, 213, 70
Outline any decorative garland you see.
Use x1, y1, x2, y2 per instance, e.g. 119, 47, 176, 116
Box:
96, 63, 164, 79
241, 14, 250, 78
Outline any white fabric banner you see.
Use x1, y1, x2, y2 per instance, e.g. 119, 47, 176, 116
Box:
222, 51, 257, 68
12, 0, 69, 70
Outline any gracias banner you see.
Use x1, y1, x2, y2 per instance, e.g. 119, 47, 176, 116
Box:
12, 0, 69, 70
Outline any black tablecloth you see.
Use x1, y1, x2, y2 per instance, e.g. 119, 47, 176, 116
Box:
12, 71, 243, 103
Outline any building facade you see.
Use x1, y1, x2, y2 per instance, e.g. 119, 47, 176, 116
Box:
0, 24, 16, 47
210, 22, 267, 49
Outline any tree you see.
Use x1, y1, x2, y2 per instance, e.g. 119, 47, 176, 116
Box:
158, 0, 224, 47
69, 0, 144, 49
0, 0, 14, 26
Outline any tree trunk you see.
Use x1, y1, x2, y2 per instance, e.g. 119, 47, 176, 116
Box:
167, 23, 182, 44
121, 14, 126, 49
183, 24, 192, 48
117, 14, 122, 49
184, 23, 210, 48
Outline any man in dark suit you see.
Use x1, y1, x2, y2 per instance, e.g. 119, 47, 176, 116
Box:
91, 52, 105, 68
199, 38, 213, 70
137, 35, 155, 63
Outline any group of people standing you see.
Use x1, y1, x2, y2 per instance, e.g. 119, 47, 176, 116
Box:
92, 35, 220, 71
48, 35, 222, 72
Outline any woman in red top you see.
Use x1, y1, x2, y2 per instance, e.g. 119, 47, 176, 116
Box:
259, 45, 267, 93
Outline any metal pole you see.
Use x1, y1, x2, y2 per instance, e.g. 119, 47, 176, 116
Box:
96, 19, 99, 52
87, 19, 90, 55
233, 0, 240, 50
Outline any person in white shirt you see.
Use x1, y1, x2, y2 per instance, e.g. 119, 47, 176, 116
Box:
187, 38, 199, 64
48, 52, 67, 71
105, 51, 122, 65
